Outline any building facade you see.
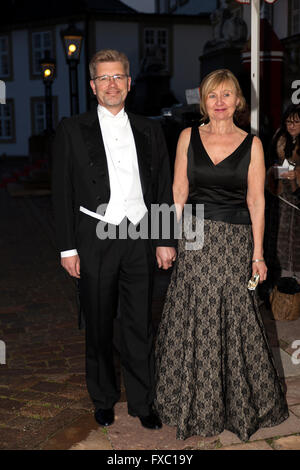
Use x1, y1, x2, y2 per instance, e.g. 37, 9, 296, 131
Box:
0, 0, 299, 157
0, 0, 213, 157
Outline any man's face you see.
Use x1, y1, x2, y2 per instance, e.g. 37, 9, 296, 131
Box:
90, 61, 131, 115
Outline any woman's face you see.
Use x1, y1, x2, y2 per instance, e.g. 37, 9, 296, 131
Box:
205, 81, 240, 122
285, 113, 300, 139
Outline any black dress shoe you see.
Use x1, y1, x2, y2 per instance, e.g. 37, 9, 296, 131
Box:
134, 410, 162, 430
94, 408, 114, 426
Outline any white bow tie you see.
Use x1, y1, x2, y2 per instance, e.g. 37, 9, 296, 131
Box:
100, 110, 128, 126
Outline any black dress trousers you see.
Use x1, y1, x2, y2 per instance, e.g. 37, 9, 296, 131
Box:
77, 215, 155, 416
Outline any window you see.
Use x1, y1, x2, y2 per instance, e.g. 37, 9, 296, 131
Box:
168, 0, 177, 12
0, 35, 12, 80
30, 30, 54, 78
33, 100, 47, 135
166, 0, 188, 12
0, 99, 15, 142
291, 0, 300, 34
31, 97, 58, 135
143, 27, 170, 72
0, 37, 9, 77
261, 3, 273, 24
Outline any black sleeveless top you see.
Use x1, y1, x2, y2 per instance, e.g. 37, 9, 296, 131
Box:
187, 126, 254, 225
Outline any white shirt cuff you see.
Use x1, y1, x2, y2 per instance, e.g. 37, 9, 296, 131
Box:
60, 249, 78, 258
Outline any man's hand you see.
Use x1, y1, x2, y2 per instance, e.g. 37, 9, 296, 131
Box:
61, 255, 80, 278
156, 247, 177, 270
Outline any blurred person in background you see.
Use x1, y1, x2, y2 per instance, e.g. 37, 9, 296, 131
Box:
265, 104, 300, 285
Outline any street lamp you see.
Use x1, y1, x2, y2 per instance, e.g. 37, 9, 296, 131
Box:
40, 51, 56, 134
60, 23, 84, 115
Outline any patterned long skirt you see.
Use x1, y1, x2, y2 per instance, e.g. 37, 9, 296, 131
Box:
154, 218, 289, 441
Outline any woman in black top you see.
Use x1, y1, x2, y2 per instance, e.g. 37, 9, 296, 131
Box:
154, 69, 288, 441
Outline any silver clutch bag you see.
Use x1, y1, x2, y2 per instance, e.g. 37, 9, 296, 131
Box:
248, 273, 260, 291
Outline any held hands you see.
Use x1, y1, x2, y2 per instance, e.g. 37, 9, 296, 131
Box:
62, 249, 177, 275
61, 255, 81, 278
252, 259, 267, 283
156, 247, 177, 270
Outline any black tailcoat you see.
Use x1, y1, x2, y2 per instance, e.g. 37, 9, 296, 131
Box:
51, 106, 176, 415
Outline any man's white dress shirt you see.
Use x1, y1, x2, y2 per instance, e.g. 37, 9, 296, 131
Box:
61, 105, 147, 258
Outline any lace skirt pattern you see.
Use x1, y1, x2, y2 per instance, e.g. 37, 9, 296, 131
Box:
154, 218, 289, 441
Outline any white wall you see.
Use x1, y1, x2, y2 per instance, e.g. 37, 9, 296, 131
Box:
171, 23, 212, 103
170, 0, 217, 15
273, 0, 288, 39
94, 22, 140, 80
121, 0, 155, 13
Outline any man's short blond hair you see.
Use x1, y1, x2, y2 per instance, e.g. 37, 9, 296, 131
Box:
199, 69, 246, 121
89, 49, 130, 79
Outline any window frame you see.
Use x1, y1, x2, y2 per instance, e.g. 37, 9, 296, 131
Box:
0, 98, 15, 143
0, 33, 13, 81
168, 0, 178, 13
290, 0, 300, 35
30, 96, 58, 136
139, 24, 173, 74
28, 27, 56, 80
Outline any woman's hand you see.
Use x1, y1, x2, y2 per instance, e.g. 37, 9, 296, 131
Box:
252, 260, 267, 283
281, 170, 296, 180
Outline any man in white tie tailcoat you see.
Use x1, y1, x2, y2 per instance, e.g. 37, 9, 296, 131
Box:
52, 49, 176, 430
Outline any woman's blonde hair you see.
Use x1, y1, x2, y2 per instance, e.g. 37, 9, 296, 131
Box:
89, 49, 130, 79
199, 69, 246, 121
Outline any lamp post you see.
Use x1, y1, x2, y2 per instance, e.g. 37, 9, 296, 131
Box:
234, 0, 279, 134
40, 51, 56, 134
60, 23, 84, 116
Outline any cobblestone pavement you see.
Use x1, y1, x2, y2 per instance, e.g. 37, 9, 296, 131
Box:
1, 159, 300, 451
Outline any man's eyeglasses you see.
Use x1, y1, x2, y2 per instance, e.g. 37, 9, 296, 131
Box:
93, 74, 128, 84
